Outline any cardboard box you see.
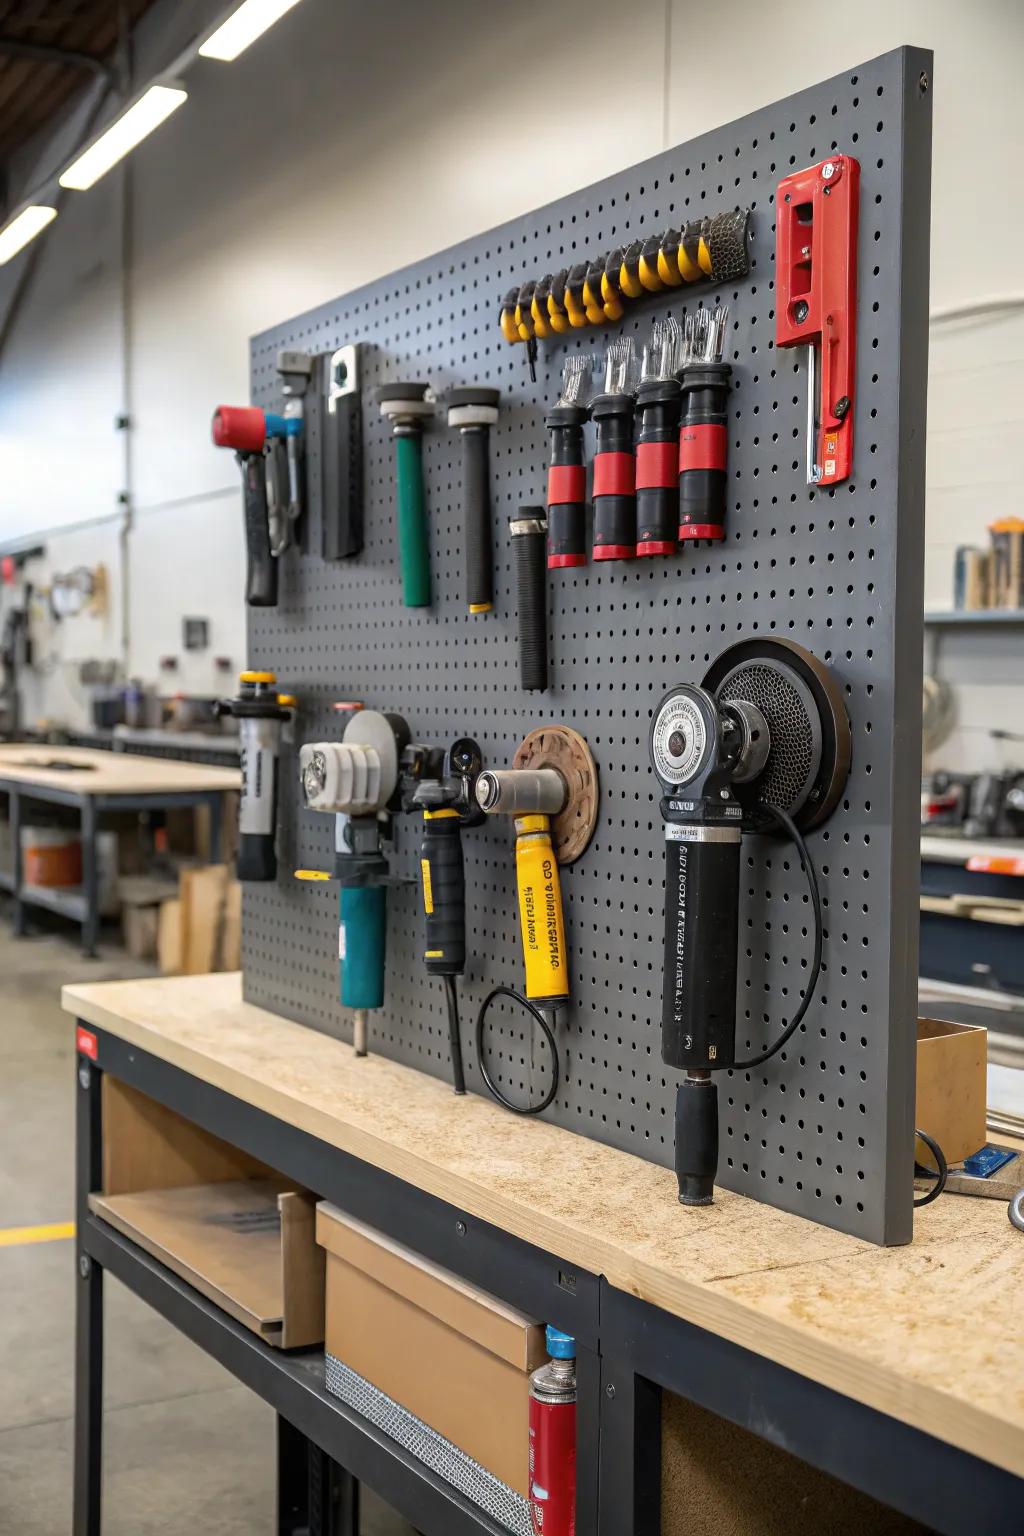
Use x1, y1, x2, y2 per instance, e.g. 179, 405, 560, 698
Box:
91, 1179, 324, 1348
317, 1204, 545, 1497
916, 1018, 987, 1171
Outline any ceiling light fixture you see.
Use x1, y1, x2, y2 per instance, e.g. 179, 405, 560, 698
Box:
198, 0, 304, 63
0, 206, 57, 265
59, 84, 187, 191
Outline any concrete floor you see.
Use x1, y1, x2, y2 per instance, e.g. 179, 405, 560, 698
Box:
0, 920, 415, 1535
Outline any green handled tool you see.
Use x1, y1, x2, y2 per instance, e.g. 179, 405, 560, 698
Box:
376, 382, 434, 607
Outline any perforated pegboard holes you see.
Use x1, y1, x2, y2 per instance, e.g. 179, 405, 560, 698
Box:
243, 48, 930, 1245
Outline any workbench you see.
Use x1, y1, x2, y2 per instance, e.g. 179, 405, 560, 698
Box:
0, 745, 239, 956
61, 972, 1024, 1535
921, 833, 1024, 993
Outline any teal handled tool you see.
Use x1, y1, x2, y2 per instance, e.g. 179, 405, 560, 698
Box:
375, 382, 434, 607
297, 703, 411, 1057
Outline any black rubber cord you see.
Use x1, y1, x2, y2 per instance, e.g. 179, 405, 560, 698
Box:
732, 803, 824, 1071
913, 1128, 948, 1208
443, 974, 466, 1095
474, 985, 560, 1116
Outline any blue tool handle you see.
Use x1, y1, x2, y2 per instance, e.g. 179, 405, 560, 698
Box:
339, 885, 386, 1010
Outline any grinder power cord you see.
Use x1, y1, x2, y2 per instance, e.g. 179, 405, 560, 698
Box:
651, 638, 851, 1206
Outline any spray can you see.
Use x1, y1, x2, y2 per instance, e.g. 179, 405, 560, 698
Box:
216, 671, 294, 882
528, 1325, 576, 1536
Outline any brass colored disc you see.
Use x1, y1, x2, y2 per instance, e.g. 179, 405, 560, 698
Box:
513, 726, 599, 864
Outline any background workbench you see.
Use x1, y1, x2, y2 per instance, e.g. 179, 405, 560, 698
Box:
0, 745, 239, 956
63, 971, 1024, 1534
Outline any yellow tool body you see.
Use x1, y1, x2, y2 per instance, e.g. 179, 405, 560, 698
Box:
514, 813, 569, 1008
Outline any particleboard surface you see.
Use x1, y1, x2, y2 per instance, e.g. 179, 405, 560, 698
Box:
63, 971, 1024, 1479
0, 744, 239, 795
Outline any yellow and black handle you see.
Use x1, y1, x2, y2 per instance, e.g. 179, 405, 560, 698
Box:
498, 210, 751, 347
420, 805, 466, 980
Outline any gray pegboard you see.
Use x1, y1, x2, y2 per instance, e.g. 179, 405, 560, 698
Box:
243, 46, 932, 1245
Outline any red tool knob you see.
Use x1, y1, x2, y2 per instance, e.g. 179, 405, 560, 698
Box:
211, 404, 266, 453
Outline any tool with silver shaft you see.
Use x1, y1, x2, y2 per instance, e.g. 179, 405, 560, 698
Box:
275, 349, 312, 551
297, 705, 410, 1059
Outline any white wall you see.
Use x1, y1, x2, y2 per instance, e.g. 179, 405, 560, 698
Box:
0, 0, 1021, 756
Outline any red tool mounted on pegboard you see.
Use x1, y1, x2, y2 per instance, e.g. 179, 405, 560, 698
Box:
775, 154, 859, 485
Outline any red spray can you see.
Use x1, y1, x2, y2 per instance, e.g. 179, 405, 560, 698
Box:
528, 1325, 576, 1536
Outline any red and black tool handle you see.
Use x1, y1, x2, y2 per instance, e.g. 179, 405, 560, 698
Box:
545, 404, 588, 569
590, 395, 636, 561
212, 406, 277, 607
678, 363, 732, 544
635, 378, 681, 557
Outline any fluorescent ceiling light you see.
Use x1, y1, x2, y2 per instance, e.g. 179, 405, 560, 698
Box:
0, 206, 57, 265
199, 0, 303, 62
59, 85, 187, 191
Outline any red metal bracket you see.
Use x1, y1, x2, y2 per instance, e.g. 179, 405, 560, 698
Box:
775, 155, 860, 485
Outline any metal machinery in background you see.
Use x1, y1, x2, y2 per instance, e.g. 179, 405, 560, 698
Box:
241, 49, 931, 1245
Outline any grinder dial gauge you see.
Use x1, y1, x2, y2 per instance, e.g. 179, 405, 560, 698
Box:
651, 687, 714, 788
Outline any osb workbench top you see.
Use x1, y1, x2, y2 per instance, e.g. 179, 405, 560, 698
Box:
63, 970, 1024, 1479
0, 744, 239, 794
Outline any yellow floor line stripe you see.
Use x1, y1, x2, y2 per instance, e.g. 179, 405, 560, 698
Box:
0, 1221, 75, 1248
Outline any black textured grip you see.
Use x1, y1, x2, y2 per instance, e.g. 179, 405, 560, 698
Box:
463, 427, 493, 611
242, 451, 278, 607
513, 518, 547, 692
675, 1074, 719, 1206
661, 833, 740, 1070
421, 815, 466, 975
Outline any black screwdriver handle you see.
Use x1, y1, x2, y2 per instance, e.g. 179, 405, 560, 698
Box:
661, 830, 741, 1071
242, 451, 278, 607
463, 427, 493, 612
420, 811, 466, 975
511, 509, 548, 691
